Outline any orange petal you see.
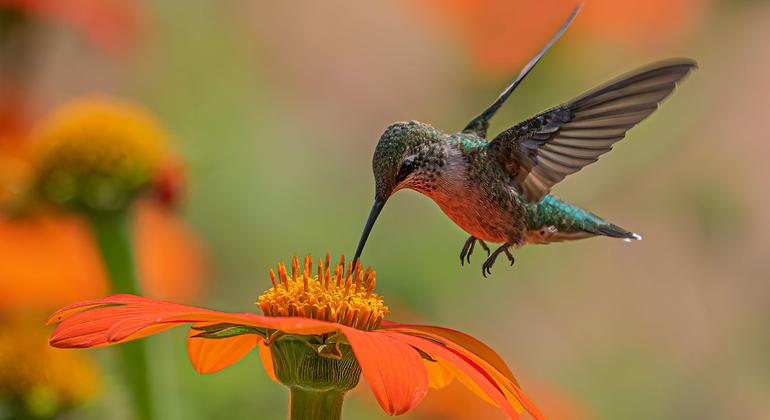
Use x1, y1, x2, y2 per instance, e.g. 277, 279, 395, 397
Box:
440, 359, 497, 406
0, 204, 208, 311
437, 358, 545, 420
47, 294, 148, 325
186, 323, 259, 374
134, 201, 208, 301
388, 331, 526, 419
257, 340, 278, 383
381, 323, 545, 416
381, 322, 517, 385
48, 294, 338, 348
340, 327, 428, 415
439, 359, 546, 420
0, 214, 107, 311
435, 342, 543, 419
424, 359, 454, 390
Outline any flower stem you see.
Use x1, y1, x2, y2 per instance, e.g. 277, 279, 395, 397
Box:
289, 388, 345, 420
89, 210, 153, 420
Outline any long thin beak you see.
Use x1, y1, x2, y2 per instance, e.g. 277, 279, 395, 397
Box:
353, 199, 385, 264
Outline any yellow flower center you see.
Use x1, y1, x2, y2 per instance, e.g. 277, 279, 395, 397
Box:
32, 95, 168, 212
258, 255, 388, 331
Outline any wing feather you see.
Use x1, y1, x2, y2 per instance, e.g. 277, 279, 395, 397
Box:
490, 59, 696, 201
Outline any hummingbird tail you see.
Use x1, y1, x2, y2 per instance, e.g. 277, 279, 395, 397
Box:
595, 223, 642, 242
526, 195, 642, 244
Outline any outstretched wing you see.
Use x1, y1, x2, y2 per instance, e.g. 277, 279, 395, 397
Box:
463, 2, 582, 138
489, 59, 697, 201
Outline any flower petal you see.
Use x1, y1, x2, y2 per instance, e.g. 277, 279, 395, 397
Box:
424, 359, 455, 390
440, 360, 497, 405
380, 322, 517, 384
47, 294, 142, 325
340, 327, 429, 415
186, 323, 259, 374
257, 340, 278, 383
381, 323, 545, 417
388, 331, 527, 419
49, 294, 337, 348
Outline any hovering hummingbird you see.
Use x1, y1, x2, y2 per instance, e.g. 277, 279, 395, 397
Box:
353, 3, 696, 276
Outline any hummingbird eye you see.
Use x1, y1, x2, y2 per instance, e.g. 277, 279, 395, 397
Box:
396, 155, 417, 182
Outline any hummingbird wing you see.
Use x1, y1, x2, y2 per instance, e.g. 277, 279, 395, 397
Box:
463, 2, 582, 138
489, 59, 696, 201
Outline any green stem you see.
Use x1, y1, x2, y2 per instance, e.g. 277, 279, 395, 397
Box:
89, 210, 153, 420
89, 210, 139, 294
289, 388, 345, 420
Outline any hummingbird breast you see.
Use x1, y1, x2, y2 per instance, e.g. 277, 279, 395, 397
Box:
416, 144, 528, 245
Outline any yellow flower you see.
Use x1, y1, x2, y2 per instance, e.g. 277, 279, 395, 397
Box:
0, 315, 99, 417
32, 95, 168, 213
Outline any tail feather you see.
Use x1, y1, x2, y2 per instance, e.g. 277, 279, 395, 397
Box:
595, 223, 642, 241
526, 195, 641, 243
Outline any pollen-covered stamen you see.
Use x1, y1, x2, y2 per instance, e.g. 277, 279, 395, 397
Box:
366, 272, 377, 297
269, 269, 278, 290
258, 255, 389, 331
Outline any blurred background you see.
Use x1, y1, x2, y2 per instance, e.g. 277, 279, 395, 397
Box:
1, 0, 769, 419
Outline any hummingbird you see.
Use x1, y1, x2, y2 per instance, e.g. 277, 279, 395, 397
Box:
352, 3, 696, 276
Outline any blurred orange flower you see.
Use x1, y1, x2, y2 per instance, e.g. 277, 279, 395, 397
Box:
0, 201, 207, 311
0, 0, 145, 52
404, 0, 706, 75
575, 0, 705, 47
0, 314, 100, 418
0, 96, 207, 311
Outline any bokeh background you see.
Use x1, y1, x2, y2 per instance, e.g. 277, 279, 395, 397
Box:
2, 0, 769, 419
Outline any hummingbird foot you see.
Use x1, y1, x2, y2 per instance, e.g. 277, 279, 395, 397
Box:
482, 243, 514, 277
460, 236, 491, 266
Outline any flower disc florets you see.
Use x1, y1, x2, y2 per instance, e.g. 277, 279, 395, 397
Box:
32, 96, 168, 213
258, 255, 388, 331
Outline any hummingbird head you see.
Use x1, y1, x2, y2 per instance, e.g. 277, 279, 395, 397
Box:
354, 121, 444, 263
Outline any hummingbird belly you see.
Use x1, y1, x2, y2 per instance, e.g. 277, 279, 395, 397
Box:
428, 188, 527, 245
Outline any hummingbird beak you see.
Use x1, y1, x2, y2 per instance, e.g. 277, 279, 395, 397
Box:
353, 199, 386, 264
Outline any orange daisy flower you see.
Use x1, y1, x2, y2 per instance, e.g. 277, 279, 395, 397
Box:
0, 95, 207, 311
0, 200, 207, 311
49, 256, 542, 419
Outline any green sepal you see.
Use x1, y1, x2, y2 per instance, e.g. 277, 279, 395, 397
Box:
270, 335, 361, 392
190, 324, 263, 339
315, 342, 343, 360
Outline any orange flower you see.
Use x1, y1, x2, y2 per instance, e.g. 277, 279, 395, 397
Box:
0, 96, 207, 311
405, 0, 706, 75
49, 256, 542, 419
574, 0, 705, 47
0, 201, 206, 311
0, 0, 145, 53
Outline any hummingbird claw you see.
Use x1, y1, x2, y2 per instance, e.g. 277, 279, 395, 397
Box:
481, 243, 512, 277
466, 239, 475, 265
504, 248, 515, 266
460, 236, 481, 266
478, 239, 491, 255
